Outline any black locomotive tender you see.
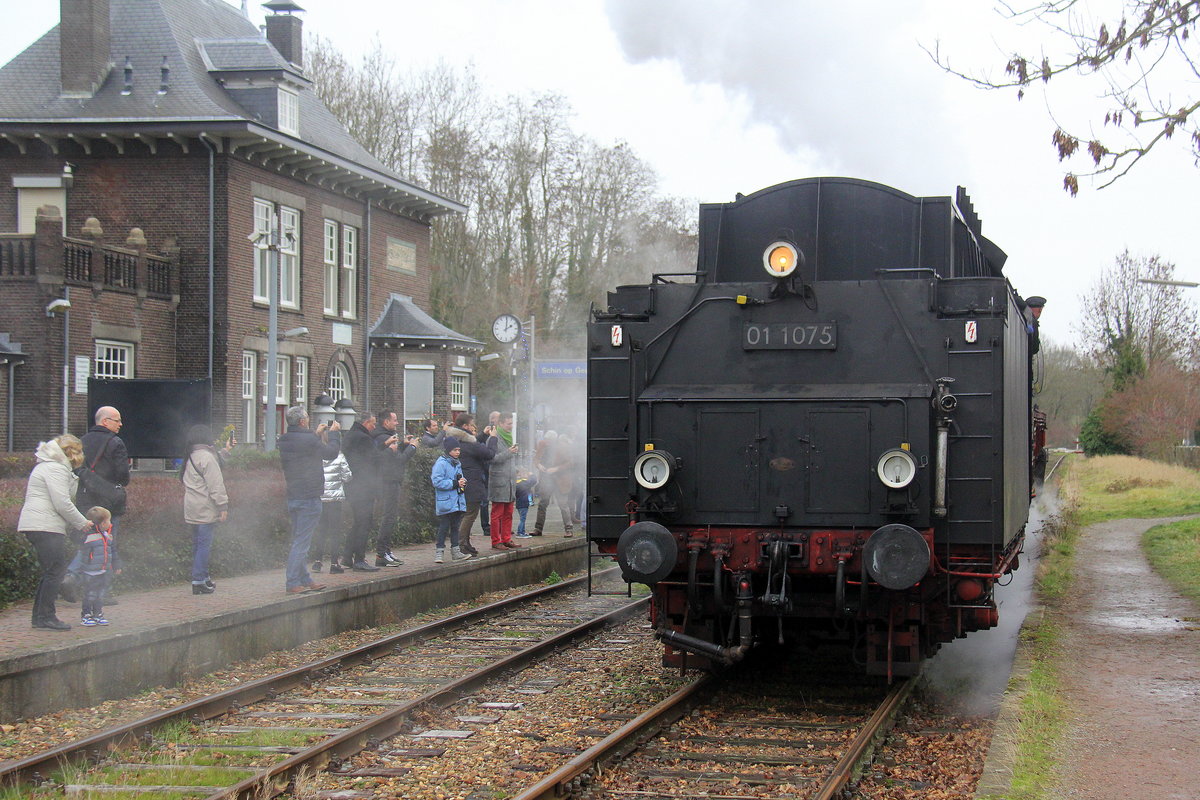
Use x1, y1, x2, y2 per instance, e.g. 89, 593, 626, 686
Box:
587, 177, 1040, 678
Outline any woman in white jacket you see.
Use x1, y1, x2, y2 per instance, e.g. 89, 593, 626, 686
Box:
181, 425, 229, 595
17, 435, 92, 631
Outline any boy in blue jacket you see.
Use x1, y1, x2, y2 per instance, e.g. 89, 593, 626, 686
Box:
514, 468, 537, 538
77, 506, 120, 625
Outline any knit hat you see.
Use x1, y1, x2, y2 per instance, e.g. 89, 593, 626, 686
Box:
443, 438, 461, 454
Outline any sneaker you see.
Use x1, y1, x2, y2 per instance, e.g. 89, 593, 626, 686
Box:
311, 561, 323, 573
434, 550, 445, 564
81, 615, 98, 626
329, 563, 344, 574
92, 615, 109, 625
375, 554, 403, 567
515, 532, 532, 538
352, 561, 381, 572
386, 551, 405, 566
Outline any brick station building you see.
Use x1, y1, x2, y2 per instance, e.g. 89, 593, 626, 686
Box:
0, 0, 482, 453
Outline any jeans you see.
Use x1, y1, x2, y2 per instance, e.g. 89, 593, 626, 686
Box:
516, 505, 529, 535
436, 511, 463, 549
25, 531, 69, 624
191, 522, 215, 583
376, 484, 401, 557
313, 502, 344, 563
344, 481, 375, 565
534, 486, 573, 533
459, 501, 485, 543
286, 497, 322, 589
81, 571, 112, 618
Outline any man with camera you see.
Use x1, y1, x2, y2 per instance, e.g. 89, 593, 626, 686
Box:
372, 410, 416, 567
277, 406, 340, 593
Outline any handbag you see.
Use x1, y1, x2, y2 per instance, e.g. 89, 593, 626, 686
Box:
77, 435, 127, 515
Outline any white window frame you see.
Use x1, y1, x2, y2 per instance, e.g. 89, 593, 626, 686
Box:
323, 219, 338, 316
242, 351, 258, 443
341, 225, 358, 319
94, 339, 134, 380
272, 355, 290, 407
403, 365, 435, 429
328, 363, 350, 402
450, 372, 469, 412
252, 199, 273, 302
294, 356, 308, 404
278, 88, 300, 136
278, 206, 300, 309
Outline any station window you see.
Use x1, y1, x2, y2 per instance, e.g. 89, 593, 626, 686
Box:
94, 340, 133, 380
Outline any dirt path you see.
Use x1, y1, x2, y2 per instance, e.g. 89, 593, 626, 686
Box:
1056, 517, 1200, 800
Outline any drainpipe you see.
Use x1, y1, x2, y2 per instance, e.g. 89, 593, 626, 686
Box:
61, 286, 70, 435
6, 360, 17, 451
199, 134, 216, 408
363, 198, 371, 408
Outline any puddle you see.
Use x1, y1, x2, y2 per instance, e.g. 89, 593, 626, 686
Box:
1082, 612, 1190, 632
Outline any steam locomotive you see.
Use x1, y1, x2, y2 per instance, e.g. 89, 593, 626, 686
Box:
586, 178, 1040, 678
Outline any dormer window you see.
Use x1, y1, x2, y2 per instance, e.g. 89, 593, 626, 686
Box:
278, 88, 299, 136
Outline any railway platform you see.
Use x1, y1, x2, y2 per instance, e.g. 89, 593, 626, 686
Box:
0, 522, 587, 724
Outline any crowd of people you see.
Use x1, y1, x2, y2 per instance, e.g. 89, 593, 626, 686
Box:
14, 403, 585, 631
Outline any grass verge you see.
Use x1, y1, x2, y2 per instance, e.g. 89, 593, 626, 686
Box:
1143, 518, 1200, 610
991, 454, 1200, 800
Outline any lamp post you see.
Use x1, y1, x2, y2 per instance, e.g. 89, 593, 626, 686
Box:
251, 212, 291, 451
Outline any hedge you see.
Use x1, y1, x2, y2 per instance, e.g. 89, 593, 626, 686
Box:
0, 448, 444, 609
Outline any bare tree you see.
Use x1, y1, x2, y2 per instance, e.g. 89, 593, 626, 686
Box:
1100, 363, 1200, 458
929, 1, 1200, 194
1037, 340, 1108, 446
1078, 250, 1199, 374
305, 38, 698, 365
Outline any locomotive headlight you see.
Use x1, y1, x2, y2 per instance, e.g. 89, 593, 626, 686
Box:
876, 448, 917, 489
763, 241, 800, 278
634, 449, 676, 490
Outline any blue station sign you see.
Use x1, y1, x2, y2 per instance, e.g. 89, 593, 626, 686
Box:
536, 361, 587, 379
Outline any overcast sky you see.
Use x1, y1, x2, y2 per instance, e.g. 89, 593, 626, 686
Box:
4, 0, 1196, 346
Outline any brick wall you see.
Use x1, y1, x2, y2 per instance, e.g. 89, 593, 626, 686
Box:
1, 138, 456, 451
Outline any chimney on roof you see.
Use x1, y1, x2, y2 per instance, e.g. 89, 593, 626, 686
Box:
60, 0, 112, 97
262, 0, 305, 67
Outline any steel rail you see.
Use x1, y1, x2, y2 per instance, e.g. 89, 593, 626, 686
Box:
809, 676, 915, 800
509, 673, 715, 800
209, 594, 648, 800
0, 569, 619, 789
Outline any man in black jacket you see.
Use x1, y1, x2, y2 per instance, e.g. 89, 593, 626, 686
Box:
277, 406, 340, 594
372, 410, 415, 567
66, 406, 132, 601
78, 406, 131, 523
341, 410, 382, 571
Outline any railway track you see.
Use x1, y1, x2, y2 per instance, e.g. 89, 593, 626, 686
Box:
0, 570, 664, 799
516, 652, 914, 800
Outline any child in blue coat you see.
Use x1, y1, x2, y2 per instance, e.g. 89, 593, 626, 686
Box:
514, 468, 537, 538
431, 440, 473, 564
77, 506, 120, 625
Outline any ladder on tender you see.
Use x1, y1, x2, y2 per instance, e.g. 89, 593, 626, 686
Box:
586, 351, 634, 598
